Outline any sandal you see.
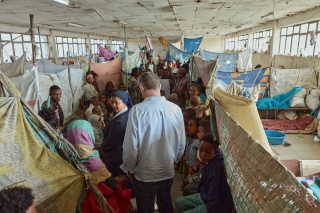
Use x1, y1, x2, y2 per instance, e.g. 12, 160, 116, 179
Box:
283, 142, 291, 147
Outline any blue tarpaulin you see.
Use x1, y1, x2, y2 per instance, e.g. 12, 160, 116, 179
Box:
200, 51, 238, 72
184, 37, 203, 53
166, 43, 192, 62
214, 67, 271, 99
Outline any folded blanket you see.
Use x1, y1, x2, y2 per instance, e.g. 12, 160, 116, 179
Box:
262, 115, 314, 131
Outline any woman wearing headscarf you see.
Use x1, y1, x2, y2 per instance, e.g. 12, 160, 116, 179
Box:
66, 120, 119, 213
102, 90, 133, 177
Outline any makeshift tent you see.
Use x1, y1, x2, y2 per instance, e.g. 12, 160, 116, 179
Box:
212, 97, 320, 212
3, 57, 84, 120
190, 56, 216, 86
184, 37, 203, 53
199, 51, 238, 73
237, 49, 252, 72
270, 68, 317, 97
90, 57, 122, 92
213, 67, 270, 99
121, 48, 142, 86
0, 70, 111, 213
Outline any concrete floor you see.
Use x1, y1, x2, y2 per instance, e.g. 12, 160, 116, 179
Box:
271, 134, 320, 160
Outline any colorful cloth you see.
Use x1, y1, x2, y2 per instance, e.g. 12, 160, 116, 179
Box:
298, 173, 320, 201
115, 186, 132, 213
67, 120, 111, 184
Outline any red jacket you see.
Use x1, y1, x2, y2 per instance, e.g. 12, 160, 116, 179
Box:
114, 185, 132, 213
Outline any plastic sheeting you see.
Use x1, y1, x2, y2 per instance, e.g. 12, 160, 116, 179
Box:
184, 37, 203, 53
238, 49, 252, 72
213, 67, 270, 99
2, 52, 26, 78
90, 57, 121, 92
199, 51, 238, 73
191, 56, 216, 86
166, 43, 192, 63
122, 48, 141, 87
0, 72, 83, 212
98, 44, 117, 61
270, 68, 317, 97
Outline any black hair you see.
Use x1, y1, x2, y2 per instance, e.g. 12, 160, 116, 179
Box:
184, 108, 196, 118
182, 63, 189, 72
200, 133, 220, 152
160, 90, 165, 96
255, 64, 262, 69
195, 77, 206, 93
190, 83, 202, 93
116, 175, 129, 186
188, 117, 200, 127
38, 108, 57, 128
49, 85, 61, 94
131, 68, 139, 76
0, 186, 35, 213
199, 119, 211, 133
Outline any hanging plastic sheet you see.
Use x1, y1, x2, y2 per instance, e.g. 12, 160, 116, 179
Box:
184, 37, 203, 53
238, 49, 252, 72
166, 43, 192, 63
199, 51, 238, 73
98, 44, 117, 61
213, 67, 271, 99
191, 56, 216, 86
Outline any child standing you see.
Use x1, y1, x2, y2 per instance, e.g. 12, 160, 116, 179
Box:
175, 134, 233, 213
114, 175, 135, 213
186, 96, 209, 118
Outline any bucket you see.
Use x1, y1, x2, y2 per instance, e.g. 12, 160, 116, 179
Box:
265, 130, 286, 145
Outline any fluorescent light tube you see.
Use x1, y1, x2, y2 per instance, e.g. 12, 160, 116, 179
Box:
53, 0, 69, 5
94, 9, 104, 20
67, 23, 83, 28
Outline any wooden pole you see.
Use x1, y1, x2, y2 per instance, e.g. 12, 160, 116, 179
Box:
30, 14, 36, 64
37, 26, 43, 60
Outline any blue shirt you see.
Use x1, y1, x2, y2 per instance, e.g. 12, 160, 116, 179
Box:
120, 96, 186, 182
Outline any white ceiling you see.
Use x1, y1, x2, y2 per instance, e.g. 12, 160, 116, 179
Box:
0, 0, 319, 39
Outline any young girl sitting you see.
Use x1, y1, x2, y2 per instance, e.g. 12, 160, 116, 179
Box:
187, 96, 209, 118
175, 133, 233, 213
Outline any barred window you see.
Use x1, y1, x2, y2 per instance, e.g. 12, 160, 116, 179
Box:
0, 32, 48, 64
253, 29, 272, 53
55, 36, 86, 58
237, 34, 249, 50
226, 37, 235, 51
110, 40, 124, 53
91, 39, 108, 54
279, 21, 320, 56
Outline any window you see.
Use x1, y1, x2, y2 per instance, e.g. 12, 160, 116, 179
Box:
0, 32, 48, 64
237, 34, 248, 50
91, 39, 108, 54
110, 40, 124, 53
253, 29, 272, 53
55, 36, 87, 58
279, 21, 320, 56
226, 37, 235, 51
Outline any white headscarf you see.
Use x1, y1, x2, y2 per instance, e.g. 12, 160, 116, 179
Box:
88, 114, 104, 129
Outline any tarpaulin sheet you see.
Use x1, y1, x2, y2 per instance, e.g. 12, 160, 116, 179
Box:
90, 57, 121, 92
2, 52, 26, 78
122, 48, 141, 86
98, 44, 117, 61
184, 37, 203, 53
166, 43, 192, 63
214, 67, 270, 99
0, 71, 83, 212
9, 68, 39, 109
238, 49, 252, 72
191, 56, 216, 86
199, 51, 238, 73
270, 68, 316, 97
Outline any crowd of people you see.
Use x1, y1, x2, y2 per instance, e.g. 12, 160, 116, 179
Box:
22, 56, 234, 213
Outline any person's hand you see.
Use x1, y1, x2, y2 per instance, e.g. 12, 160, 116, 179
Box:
127, 172, 134, 183
183, 179, 189, 186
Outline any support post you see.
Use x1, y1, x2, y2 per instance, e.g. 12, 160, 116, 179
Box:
30, 14, 36, 64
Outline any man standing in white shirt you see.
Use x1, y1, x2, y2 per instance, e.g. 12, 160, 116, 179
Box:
121, 73, 186, 213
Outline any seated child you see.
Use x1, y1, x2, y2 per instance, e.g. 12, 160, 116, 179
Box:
169, 92, 179, 105
118, 83, 127, 91
98, 94, 107, 115
184, 117, 200, 179
186, 96, 209, 118
104, 96, 114, 123
175, 134, 233, 213
182, 156, 202, 196
114, 175, 134, 213
182, 108, 196, 132
85, 97, 101, 120
38, 107, 58, 129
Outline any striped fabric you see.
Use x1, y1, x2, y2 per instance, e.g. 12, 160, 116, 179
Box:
67, 120, 111, 184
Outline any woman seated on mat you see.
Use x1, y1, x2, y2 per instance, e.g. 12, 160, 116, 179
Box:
67, 120, 119, 213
